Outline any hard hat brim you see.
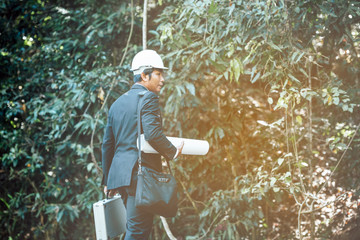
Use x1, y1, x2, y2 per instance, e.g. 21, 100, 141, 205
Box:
130, 66, 168, 71
131, 66, 168, 75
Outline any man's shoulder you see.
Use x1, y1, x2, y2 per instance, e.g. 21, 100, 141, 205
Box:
115, 85, 144, 101
142, 91, 159, 108
109, 89, 136, 110
143, 90, 158, 99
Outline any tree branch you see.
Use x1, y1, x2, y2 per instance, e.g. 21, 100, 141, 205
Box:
160, 216, 177, 240
142, 0, 148, 50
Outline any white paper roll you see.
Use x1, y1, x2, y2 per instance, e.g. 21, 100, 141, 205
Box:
137, 134, 209, 155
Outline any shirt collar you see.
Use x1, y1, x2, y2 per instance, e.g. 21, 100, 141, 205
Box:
134, 83, 149, 91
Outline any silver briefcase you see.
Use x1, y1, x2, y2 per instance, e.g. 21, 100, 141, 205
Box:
93, 195, 127, 240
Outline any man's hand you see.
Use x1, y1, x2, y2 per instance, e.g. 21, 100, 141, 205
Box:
177, 141, 185, 156
103, 186, 117, 198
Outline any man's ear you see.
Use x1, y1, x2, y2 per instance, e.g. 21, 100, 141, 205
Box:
140, 72, 148, 82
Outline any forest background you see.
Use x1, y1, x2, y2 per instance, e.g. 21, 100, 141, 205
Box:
1, 0, 359, 239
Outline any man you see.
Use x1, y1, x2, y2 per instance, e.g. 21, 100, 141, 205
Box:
102, 49, 184, 239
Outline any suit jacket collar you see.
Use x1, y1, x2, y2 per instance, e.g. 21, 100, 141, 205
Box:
131, 83, 149, 91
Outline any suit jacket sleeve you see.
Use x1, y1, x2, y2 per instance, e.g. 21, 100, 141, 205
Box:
101, 110, 115, 185
141, 92, 177, 160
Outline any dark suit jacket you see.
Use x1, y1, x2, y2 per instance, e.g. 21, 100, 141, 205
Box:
101, 84, 177, 190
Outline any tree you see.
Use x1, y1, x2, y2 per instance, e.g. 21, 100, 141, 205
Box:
1, 0, 140, 238
1, 0, 359, 239
156, 0, 360, 239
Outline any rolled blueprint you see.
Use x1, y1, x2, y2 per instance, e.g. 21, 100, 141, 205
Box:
137, 134, 209, 155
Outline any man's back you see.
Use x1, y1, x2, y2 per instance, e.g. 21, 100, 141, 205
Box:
103, 84, 146, 189
102, 84, 176, 190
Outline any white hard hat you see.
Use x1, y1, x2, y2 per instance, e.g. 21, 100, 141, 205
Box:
131, 50, 168, 75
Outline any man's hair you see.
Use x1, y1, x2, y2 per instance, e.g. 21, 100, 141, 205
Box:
133, 68, 154, 83
133, 74, 142, 83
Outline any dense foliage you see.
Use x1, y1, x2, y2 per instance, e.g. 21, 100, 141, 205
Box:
1, 0, 359, 239
156, 0, 360, 239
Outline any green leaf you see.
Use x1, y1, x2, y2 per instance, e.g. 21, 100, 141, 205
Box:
57, 209, 64, 222
216, 127, 225, 139
231, 59, 241, 82
185, 82, 196, 95
288, 73, 300, 83
251, 72, 260, 83
270, 177, 277, 187
228, 3, 235, 16
87, 163, 94, 172
336, 143, 347, 151
319, 5, 337, 17
273, 187, 280, 192
295, 52, 305, 63
0, 198, 10, 209
208, 0, 218, 14
296, 116, 303, 125
224, 71, 229, 81
300, 161, 308, 167
268, 41, 282, 52
241, 188, 250, 194
85, 30, 95, 45
278, 158, 284, 166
